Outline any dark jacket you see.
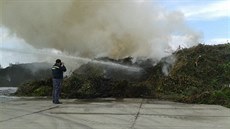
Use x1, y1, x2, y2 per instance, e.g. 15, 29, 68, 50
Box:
52, 63, 67, 79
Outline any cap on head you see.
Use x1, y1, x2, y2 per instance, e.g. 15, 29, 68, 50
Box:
56, 59, 61, 63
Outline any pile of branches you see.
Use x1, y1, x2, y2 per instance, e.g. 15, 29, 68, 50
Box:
15, 44, 230, 107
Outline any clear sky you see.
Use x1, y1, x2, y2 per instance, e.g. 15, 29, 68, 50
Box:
0, 0, 229, 67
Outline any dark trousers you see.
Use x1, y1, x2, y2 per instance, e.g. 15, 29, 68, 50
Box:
52, 79, 62, 103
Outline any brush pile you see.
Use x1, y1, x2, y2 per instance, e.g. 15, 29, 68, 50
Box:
15, 44, 230, 107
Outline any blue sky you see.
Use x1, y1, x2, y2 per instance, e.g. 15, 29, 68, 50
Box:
158, 0, 230, 44
0, 0, 229, 67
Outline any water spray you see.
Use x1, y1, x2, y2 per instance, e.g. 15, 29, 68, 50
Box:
0, 48, 143, 72
58, 54, 142, 72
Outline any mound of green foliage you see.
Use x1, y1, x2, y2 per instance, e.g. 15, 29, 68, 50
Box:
15, 79, 52, 96
150, 44, 230, 107
15, 44, 230, 107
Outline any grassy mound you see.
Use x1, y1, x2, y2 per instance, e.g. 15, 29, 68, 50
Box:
15, 44, 230, 107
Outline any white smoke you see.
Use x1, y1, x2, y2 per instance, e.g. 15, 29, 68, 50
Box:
162, 55, 176, 76
0, 0, 201, 61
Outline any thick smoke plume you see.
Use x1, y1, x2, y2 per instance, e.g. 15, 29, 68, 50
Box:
0, 0, 200, 60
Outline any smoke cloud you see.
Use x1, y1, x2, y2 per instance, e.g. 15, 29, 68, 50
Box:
0, 0, 201, 60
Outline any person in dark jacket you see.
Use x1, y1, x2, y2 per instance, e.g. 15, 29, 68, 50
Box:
52, 59, 66, 104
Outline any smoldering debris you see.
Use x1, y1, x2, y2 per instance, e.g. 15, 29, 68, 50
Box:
15, 44, 230, 108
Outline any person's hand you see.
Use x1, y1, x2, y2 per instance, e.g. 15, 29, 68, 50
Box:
61, 62, 64, 66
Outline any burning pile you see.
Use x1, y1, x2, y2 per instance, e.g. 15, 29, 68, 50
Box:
15, 44, 230, 107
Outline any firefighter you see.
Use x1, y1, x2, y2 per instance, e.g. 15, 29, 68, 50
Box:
51, 59, 66, 104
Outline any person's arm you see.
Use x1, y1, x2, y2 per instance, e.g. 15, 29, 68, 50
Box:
61, 62, 67, 72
